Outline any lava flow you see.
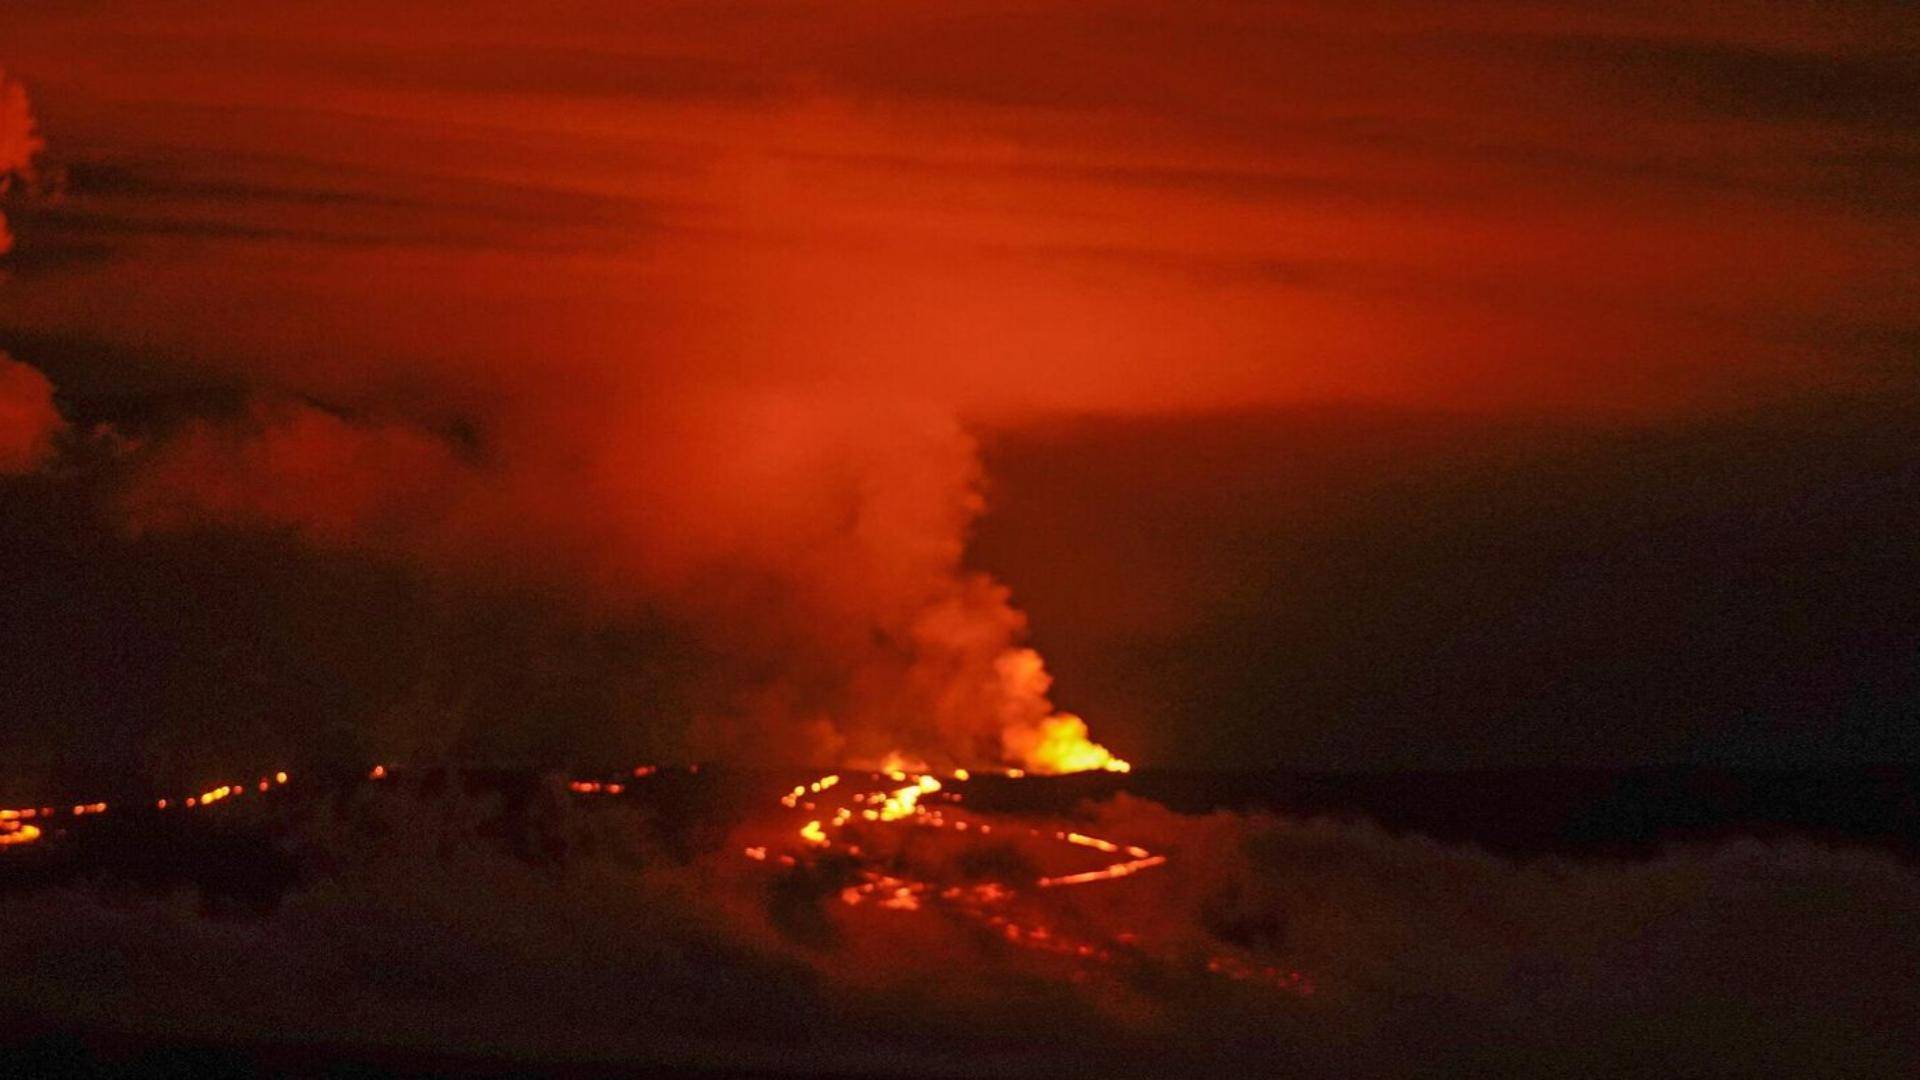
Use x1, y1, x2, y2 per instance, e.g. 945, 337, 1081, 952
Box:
737, 763, 1314, 996
4, 754, 1312, 997
1, 770, 294, 848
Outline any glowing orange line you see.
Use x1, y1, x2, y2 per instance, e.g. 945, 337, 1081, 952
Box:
1036, 855, 1167, 888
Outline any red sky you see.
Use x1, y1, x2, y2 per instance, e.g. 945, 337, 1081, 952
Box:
4, 1, 1912, 413
0, 2, 1916, 776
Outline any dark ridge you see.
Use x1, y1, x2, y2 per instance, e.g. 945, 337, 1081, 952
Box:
11, 765, 1916, 896
959, 765, 1920, 861
0, 1028, 957, 1080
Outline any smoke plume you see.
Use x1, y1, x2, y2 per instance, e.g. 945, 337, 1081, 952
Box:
1, 2, 1913, 775
116, 389, 1122, 772
0, 66, 41, 257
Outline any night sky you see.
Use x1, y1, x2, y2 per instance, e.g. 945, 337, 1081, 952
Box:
2, 2, 1917, 788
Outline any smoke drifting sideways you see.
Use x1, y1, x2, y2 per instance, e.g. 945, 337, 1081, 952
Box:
0, 67, 1122, 777
3, 0, 1917, 780
0, 52, 1121, 772
113, 392, 1127, 773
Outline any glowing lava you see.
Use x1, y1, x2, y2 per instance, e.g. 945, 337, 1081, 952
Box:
4, 757, 1308, 997
1, 771, 292, 850
991, 650, 1130, 775
1006, 712, 1130, 775
733, 762, 1311, 996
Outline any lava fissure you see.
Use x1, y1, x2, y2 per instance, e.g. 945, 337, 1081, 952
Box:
737, 766, 1314, 995
4, 759, 1314, 996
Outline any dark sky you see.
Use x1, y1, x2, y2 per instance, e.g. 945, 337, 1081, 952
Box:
0, 2, 1916, 785
978, 397, 1920, 768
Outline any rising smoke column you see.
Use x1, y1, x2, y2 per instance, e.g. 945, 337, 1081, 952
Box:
0, 2, 1908, 777
0, 59, 1125, 773
0, 56, 1117, 773
115, 387, 1125, 773
670, 394, 1127, 773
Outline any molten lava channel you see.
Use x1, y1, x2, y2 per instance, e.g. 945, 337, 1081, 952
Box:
3, 753, 1312, 997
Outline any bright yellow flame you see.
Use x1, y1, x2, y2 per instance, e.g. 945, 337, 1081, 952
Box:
0, 823, 40, 846
876, 774, 941, 822
875, 751, 929, 775
1007, 713, 1130, 775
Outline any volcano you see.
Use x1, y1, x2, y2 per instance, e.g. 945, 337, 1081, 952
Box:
6, 759, 1918, 1077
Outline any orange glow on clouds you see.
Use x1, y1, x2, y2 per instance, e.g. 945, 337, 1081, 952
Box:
0, 4, 1914, 773
0, 67, 40, 256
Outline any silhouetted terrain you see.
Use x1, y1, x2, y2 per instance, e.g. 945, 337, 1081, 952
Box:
4, 765, 1917, 1078
968, 765, 1920, 861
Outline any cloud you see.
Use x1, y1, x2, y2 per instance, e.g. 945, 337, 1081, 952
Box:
0, 352, 63, 474
0, 66, 44, 256
0, 74, 59, 473
117, 398, 472, 548
2, 2, 1911, 417
110, 389, 1119, 769
0, 3, 1913, 770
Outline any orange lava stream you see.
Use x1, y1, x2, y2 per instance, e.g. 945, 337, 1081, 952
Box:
734, 765, 1313, 995
1035, 854, 1168, 888
2, 772, 294, 848
4, 759, 1311, 996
